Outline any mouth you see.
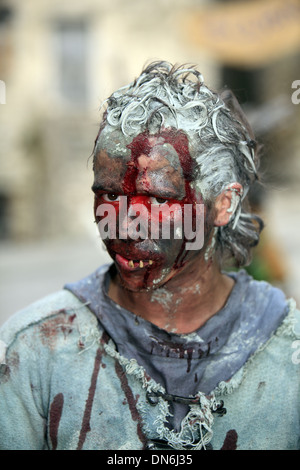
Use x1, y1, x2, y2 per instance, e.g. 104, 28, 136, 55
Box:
115, 253, 154, 271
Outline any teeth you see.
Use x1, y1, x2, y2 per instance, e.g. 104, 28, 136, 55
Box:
128, 259, 153, 268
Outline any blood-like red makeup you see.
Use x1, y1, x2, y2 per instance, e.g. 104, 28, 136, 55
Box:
93, 127, 204, 291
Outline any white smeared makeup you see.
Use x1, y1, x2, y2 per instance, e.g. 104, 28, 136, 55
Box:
96, 61, 262, 267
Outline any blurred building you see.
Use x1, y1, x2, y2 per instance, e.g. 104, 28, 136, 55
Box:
0, 0, 299, 244
0, 0, 218, 242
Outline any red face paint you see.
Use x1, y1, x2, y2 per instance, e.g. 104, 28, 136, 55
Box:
93, 127, 205, 292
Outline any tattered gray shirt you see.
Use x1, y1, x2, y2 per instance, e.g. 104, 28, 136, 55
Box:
65, 266, 289, 430
0, 264, 299, 450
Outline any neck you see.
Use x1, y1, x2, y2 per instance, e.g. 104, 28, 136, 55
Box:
108, 257, 234, 334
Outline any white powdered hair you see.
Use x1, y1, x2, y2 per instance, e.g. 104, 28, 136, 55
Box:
95, 61, 263, 267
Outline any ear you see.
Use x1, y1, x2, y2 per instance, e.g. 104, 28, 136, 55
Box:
214, 183, 243, 227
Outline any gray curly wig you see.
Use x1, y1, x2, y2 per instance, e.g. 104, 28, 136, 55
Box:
94, 61, 263, 267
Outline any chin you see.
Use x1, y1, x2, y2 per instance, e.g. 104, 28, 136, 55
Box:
117, 265, 174, 293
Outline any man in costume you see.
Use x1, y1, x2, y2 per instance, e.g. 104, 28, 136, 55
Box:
0, 62, 299, 450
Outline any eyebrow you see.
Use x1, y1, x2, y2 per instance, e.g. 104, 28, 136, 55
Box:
91, 183, 122, 194
91, 183, 105, 193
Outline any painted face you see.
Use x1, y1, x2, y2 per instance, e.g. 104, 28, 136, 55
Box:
92, 126, 207, 292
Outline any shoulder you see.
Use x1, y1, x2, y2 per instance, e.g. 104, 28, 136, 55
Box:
216, 298, 300, 395
0, 289, 101, 364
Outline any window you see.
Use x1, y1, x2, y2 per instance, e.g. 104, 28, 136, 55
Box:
53, 19, 89, 107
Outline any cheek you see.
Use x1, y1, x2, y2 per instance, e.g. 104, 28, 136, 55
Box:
94, 195, 121, 221
150, 205, 186, 262
93, 195, 99, 219
94, 196, 122, 245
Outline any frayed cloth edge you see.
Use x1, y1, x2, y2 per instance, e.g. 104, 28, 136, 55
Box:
104, 341, 222, 450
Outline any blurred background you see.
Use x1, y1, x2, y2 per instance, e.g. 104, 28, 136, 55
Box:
0, 0, 300, 325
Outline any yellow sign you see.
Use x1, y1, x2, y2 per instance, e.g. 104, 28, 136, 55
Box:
183, 0, 300, 68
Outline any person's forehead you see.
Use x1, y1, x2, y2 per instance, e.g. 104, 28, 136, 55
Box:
93, 126, 192, 198
95, 124, 195, 163
95, 126, 132, 158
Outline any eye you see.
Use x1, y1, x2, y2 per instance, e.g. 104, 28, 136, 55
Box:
150, 197, 168, 205
102, 193, 120, 202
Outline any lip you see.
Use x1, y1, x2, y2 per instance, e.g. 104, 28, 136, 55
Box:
115, 253, 154, 271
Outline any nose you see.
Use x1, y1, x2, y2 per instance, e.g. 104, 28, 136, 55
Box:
119, 196, 149, 240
